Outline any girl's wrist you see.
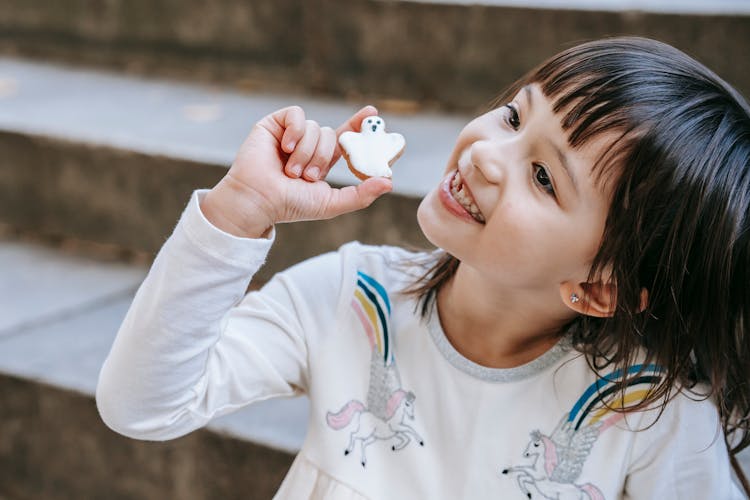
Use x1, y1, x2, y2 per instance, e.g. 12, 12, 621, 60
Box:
200, 177, 275, 239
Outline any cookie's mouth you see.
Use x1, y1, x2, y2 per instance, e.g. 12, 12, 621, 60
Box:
371, 125, 377, 132
450, 171, 485, 223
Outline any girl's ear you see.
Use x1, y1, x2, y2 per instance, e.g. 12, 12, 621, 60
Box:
559, 282, 649, 317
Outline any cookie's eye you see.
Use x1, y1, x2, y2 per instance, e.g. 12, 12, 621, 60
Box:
376, 119, 382, 125
367, 119, 373, 124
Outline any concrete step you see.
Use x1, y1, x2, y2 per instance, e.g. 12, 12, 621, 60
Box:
0, 237, 308, 453
0, 56, 468, 280
0, 235, 306, 498
0, 0, 748, 112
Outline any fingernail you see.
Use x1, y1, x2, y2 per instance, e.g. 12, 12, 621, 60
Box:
306, 166, 320, 180
287, 141, 296, 151
289, 164, 302, 177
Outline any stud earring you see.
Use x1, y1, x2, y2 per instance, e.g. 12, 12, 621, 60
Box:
570, 293, 580, 304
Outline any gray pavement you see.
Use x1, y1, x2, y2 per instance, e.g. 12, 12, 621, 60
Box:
0, 242, 142, 335
0, 236, 309, 454
0, 57, 468, 198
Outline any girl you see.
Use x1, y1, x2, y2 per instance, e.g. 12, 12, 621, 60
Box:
97, 37, 748, 498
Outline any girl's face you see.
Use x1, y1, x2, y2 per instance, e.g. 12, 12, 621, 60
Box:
418, 83, 616, 293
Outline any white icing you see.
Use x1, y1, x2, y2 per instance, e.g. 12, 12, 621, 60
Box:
339, 116, 405, 178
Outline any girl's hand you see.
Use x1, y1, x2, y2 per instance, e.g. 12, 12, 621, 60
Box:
201, 105, 393, 238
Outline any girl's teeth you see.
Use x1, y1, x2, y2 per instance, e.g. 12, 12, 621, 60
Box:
450, 171, 485, 223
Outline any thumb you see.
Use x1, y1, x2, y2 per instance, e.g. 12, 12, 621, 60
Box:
319, 177, 393, 219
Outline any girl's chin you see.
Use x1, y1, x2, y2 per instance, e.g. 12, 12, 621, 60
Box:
416, 193, 442, 246
417, 189, 467, 251
416, 195, 436, 241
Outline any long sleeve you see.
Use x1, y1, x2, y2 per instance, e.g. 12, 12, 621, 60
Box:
96, 190, 340, 441
623, 391, 744, 499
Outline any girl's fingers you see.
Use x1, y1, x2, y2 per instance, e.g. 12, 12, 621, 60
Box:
275, 106, 306, 154
319, 177, 393, 219
285, 120, 321, 178
263, 104, 377, 160
305, 126, 338, 181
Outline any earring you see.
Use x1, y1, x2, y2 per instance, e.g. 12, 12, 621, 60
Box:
570, 293, 580, 304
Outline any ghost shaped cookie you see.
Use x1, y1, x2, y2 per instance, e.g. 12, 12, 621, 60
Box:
339, 116, 405, 180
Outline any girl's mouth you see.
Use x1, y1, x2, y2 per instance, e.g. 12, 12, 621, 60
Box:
439, 171, 486, 224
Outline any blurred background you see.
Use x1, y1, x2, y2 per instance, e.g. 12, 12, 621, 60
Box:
1, 0, 749, 498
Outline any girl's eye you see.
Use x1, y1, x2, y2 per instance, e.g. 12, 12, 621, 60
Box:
504, 103, 520, 130
533, 164, 555, 196
500, 103, 555, 198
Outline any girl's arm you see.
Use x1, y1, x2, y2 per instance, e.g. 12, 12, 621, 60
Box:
96, 105, 392, 440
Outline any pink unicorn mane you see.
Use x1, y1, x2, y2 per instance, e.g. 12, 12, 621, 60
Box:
385, 390, 408, 419
326, 400, 365, 429
540, 435, 558, 477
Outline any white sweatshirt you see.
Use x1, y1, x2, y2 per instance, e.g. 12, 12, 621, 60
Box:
97, 191, 743, 499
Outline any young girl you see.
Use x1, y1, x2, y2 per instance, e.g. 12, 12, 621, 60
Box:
97, 37, 749, 499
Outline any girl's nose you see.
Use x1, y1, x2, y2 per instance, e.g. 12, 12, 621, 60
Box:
470, 139, 506, 185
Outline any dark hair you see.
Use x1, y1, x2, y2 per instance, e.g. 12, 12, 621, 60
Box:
405, 37, 750, 467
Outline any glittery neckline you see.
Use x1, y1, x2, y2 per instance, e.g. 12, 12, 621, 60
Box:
427, 304, 572, 383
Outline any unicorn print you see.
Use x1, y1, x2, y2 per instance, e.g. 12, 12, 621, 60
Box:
502, 417, 604, 500
326, 271, 424, 467
501, 364, 662, 499
327, 385, 423, 467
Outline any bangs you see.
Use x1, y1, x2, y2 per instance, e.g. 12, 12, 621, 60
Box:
487, 39, 674, 186
532, 49, 639, 149
528, 43, 651, 185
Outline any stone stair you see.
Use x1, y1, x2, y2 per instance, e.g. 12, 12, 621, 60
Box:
1, 1, 749, 498
1, 0, 749, 113
0, 237, 303, 498
0, 57, 466, 281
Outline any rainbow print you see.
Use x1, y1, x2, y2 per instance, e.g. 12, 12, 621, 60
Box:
350, 271, 393, 365
503, 363, 663, 497
325, 270, 422, 467
568, 364, 663, 432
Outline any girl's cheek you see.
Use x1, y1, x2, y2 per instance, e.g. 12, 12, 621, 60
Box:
491, 201, 525, 239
